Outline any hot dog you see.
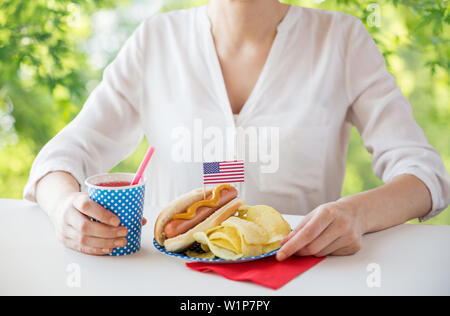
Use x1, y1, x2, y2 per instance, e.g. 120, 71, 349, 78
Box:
164, 186, 238, 238
154, 185, 245, 252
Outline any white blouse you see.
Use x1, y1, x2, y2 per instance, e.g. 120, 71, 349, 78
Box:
24, 5, 450, 220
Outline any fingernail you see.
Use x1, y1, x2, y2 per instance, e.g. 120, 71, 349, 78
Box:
111, 217, 120, 227
114, 239, 127, 247
277, 252, 286, 261
117, 228, 128, 237
103, 248, 111, 254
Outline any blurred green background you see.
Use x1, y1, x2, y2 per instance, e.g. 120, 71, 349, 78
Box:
0, 0, 449, 224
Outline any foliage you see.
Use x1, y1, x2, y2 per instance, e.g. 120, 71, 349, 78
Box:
0, 0, 125, 194
1, 0, 449, 224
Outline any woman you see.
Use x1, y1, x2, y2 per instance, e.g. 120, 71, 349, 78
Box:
25, 0, 450, 259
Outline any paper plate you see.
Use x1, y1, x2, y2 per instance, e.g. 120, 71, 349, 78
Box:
153, 238, 279, 264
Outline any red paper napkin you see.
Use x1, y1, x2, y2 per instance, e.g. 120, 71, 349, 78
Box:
186, 255, 325, 290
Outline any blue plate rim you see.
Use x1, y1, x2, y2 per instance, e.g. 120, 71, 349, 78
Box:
153, 238, 279, 263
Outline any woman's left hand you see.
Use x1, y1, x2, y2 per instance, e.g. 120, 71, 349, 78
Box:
276, 201, 365, 260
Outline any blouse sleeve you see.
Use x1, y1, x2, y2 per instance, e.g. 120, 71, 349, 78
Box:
345, 18, 450, 221
23, 20, 149, 202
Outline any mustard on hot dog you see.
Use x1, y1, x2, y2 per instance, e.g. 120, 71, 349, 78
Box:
164, 185, 237, 239
172, 184, 232, 220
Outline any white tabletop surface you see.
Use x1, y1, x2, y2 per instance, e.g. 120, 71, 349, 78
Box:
1, 198, 449, 296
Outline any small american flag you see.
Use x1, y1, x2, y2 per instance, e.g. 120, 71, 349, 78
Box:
203, 160, 245, 185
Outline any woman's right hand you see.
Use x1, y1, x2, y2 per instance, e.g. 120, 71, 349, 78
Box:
52, 192, 129, 255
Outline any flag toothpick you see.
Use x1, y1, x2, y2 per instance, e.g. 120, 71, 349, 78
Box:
202, 160, 245, 195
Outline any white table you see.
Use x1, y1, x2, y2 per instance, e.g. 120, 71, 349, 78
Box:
1, 199, 449, 296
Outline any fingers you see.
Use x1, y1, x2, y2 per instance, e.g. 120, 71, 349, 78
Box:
73, 193, 120, 227
293, 221, 341, 257
66, 206, 128, 239
331, 243, 362, 256
64, 225, 128, 249
313, 236, 362, 257
276, 207, 333, 261
55, 192, 145, 256
311, 214, 363, 257
280, 212, 313, 246
62, 237, 114, 256
313, 236, 348, 257
61, 206, 130, 256
277, 202, 364, 259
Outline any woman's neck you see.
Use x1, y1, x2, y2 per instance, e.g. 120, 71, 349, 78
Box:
208, 0, 290, 50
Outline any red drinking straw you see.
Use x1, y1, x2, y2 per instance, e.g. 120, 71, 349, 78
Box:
131, 146, 155, 185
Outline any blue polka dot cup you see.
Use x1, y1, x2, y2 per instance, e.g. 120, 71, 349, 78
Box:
85, 173, 146, 256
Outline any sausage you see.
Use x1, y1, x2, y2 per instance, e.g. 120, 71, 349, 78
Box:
164, 187, 238, 239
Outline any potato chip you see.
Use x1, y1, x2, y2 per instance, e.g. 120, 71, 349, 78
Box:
240, 239, 263, 257
222, 217, 269, 245
210, 238, 236, 253
209, 227, 242, 253
209, 231, 238, 253
237, 205, 251, 218
193, 204, 289, 260
200, 243, 210, 252
193, 231, 242, 260
221, 218, 267, 257
262, 241, 281, 254
240, 205, 290, 243
186, 250, 215, 259
205, 225, 223, 236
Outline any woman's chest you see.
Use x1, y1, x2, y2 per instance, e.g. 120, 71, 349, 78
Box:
141, 44, 349, 129
139, 26, 351, 167
139, 35, 351, 204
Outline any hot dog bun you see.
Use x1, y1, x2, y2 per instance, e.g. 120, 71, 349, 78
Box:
154, 187, 245, 252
